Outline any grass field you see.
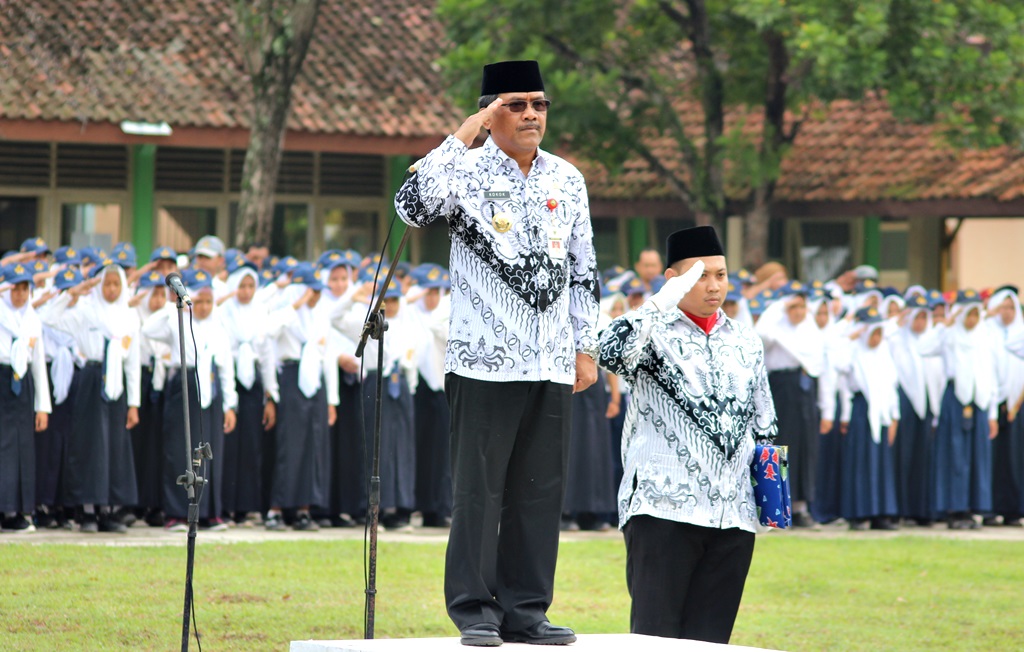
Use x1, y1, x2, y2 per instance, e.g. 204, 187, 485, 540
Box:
2, 534, 1023, 651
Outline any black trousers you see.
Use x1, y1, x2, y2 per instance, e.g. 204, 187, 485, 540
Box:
444, 374, 572, 632
624, 516, 755, 644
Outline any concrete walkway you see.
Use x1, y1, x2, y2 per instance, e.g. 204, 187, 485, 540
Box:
2, 517, 1024, 546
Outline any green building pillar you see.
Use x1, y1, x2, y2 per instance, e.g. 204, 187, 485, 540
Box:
387, 155, 412, 261
863, 216, 881, 268
131, 144, 156, 254
627, 218, 649, 266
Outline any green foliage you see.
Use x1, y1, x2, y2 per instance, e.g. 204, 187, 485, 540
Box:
436, 0, 1024, 213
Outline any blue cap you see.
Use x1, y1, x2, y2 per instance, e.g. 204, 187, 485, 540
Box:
854, 278, 879, 294
149, 246, 177, 262
275, 256, 300, 275
906, 294, 929, 310
359, 265, 390, 284
112, 241, 136, 256
735, 268, 754, 284
20, 237, 49, 254
623, 276, 646, 296
138, 270, 165, 289
89, 257, 118, 277
748, 296, 767, 317
54, 267, 83, 290
725, 280, 743, 303
317, 250, 346, 270
927, 289, 946, 309
112, 247, 137, 269
383, 280, 402, 300
396, 261, 413, 276
182, 268, 214, 291
855, 306, 884, 324
602, 265, 626, 283
649, 276, 666, 293
226, 250, 257, 274
263, 255, 281, 272
259, 268, 279, 287
54, 246, 82, 265
777, 280, 809, 298
79, 247, 105, 267
290, 262, 324, 291
4, 262, 35, 286
955, 289, 982, 305
415, 264, 451, 290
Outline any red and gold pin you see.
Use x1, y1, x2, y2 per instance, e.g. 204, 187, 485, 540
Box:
546, 198, 559, 211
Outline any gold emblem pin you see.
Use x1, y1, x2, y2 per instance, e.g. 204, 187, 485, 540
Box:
492, 213, 512, 233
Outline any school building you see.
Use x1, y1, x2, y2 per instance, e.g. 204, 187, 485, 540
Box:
3, 0, 1023, 291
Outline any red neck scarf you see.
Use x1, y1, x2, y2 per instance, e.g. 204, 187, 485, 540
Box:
685, 310, 718, 335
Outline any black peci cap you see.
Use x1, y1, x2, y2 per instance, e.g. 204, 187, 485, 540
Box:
481, 60, 545, 96
665, 226, 725, 267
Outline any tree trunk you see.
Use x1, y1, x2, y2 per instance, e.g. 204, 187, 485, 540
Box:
236, 85, 291, 247
233, 0, 321, 248
743, 188, 771, 270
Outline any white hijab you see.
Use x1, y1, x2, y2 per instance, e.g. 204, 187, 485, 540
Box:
891, 307, 932, 420
851, 322, 900, 443
281, 283, 328, 398
0, 285, 43, 385
84, 265, 137, 401
987, 290, 1024, 417
946, 302, 996, 410
220, 268, 261, 390
756, 295, 826, 377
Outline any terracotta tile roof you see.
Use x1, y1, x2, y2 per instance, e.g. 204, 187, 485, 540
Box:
0, 0, 462, 139
573, 94, 1024, 204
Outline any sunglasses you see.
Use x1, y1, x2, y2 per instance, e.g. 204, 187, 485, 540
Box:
503, 99, 551, 113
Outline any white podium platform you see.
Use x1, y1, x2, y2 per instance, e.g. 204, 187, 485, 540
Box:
291, 634, 775, 651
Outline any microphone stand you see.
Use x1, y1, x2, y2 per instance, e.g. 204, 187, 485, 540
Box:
356, 226, 411, 640
174, 295, 209, 652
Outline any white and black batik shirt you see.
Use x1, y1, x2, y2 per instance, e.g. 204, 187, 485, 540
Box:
395, 135, 599, 385
598, 305, 778, 533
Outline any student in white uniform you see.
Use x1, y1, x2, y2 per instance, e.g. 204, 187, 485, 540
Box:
263, 262, 339, 531
0, 263, 52, 533
141, 268, 238, 532
39, 263, 140, 533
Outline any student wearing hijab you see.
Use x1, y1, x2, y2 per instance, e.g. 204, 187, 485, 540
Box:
408, 264, 454, 528
127, 270, 171, 526
809, 287, 850, 525
334, 276, 423, 530
142, 268, 238, 532
0, 264, 52, 533
219, 256, 278, 525
322, 250, 365, 527
930, 291, 999, 529
40, 263, 140, 533
756, 281, 826, 527
32, 267, 83, 529
986, 288, 1024, 526
836, 308, 900, 530
263, 263, 339, 531
890, 295, 939, 525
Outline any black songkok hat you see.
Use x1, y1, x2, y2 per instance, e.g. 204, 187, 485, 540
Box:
481, 60, 545, 96
665, 226, 725, 267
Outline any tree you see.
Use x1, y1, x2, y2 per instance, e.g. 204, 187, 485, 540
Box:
437, 0, 1024, 268
234, 0, 321, 248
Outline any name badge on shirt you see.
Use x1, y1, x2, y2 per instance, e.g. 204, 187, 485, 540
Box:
548, 227, 567, 261
484, 190, 511, 200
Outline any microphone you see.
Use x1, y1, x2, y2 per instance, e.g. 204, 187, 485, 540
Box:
165, 272, 192, 306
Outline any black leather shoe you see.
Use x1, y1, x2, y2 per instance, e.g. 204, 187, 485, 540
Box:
460, 623, 502, 647
501, 621, 576, 645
